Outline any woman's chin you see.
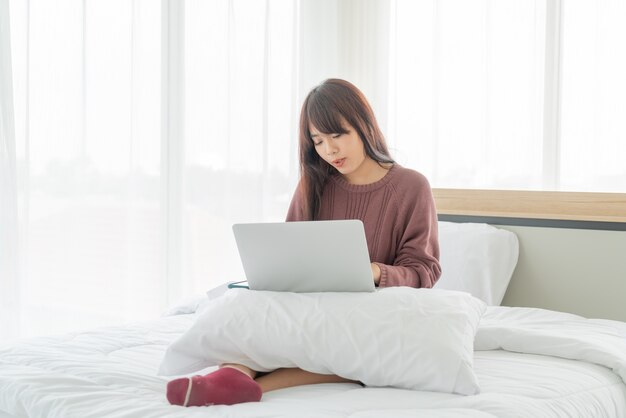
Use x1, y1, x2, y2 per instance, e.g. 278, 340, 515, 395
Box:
334, 166, 352, 175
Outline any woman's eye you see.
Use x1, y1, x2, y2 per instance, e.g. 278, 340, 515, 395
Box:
332, 134, 341, 139
314, 141, 323, 146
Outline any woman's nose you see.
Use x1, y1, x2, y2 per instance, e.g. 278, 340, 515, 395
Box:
324, 142, 337, 156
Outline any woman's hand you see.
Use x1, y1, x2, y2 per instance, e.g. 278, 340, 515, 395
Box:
371, 262, 381, 286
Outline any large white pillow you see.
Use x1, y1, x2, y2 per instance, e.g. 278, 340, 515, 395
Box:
435, 221, 519, 305
159, 287, 486, 395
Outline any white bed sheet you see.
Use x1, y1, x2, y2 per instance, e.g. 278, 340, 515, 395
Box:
1, 306, 625, 418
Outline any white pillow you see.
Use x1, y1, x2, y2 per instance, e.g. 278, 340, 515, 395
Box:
435, 221, 519, 305
158, 287, 486, 395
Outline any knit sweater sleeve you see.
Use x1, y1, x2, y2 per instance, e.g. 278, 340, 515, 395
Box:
375, 173, 441, 289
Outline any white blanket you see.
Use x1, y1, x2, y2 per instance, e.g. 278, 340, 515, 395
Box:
475, 306, 626, 384
1, 306, 625, 418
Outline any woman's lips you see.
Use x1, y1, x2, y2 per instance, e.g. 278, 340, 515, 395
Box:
332, 158, 346, 168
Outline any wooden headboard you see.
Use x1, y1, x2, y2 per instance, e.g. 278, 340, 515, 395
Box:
433, 189, 626, 322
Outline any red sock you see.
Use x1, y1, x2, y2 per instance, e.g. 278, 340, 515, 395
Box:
166, 367, 262, 407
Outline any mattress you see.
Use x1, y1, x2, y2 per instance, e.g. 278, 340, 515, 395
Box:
1, 305, 625, 418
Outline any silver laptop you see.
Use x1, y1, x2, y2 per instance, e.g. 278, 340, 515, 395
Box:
232, 220, 375, 292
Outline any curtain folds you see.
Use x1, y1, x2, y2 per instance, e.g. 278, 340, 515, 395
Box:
0, 0, 303, 341
0, 0, 20, 340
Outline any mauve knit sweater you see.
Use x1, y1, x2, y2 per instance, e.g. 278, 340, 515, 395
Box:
286, 164, 441, 288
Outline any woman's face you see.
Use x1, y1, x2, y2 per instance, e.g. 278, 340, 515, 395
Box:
309, 118, 372, 183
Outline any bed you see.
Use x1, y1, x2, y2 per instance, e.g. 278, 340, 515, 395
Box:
1, 222, 625, 418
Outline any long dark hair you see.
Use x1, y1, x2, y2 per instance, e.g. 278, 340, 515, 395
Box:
298, 79, 394, 220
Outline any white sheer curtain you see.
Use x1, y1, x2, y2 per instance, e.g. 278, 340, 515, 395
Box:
387, 0, 547, 190
1, 0, 304, 341
559, 0, 626, 192
387, 0, 626, 193
179, 0, 300, 300
3, 0, 163, 340
1, 0, 20, 340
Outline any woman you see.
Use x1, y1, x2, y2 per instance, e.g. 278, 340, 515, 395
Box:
167, 78, 441, 407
